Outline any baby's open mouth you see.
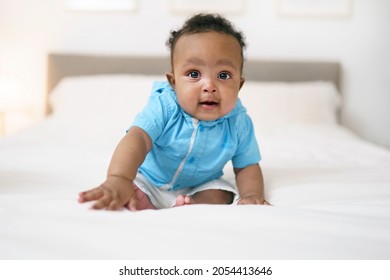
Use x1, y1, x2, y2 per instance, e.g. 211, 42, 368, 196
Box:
200, 101, 218, 106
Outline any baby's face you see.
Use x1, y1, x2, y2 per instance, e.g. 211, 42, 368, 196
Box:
167, 31, 244, 121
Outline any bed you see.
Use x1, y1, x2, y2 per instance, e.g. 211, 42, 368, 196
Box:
1, 53, 389, 260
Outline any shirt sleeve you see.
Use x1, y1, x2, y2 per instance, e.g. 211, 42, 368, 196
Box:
231, 114, 261, 168
130, 82, 170, 142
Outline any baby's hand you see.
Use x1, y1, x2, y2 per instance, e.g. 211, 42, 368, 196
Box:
238, 195, 271, 206
78, 176, 136, 210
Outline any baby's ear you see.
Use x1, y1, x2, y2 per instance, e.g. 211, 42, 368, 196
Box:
166, 72, 175, 88
239, 77, 245, 90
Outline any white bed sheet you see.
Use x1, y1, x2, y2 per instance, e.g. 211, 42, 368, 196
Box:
1, 119, 389, 260
1, 76, 390, 259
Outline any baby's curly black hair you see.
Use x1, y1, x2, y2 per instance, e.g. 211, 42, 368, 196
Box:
167, 13, 246, 67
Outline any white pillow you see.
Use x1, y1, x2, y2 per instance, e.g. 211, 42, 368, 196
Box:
239, 81, 341, 126
49, 74, 167, 145
50, 74, 166, 122
50, 75, 340, 131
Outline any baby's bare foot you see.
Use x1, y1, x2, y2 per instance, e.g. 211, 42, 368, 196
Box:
175, 194, 195, 207
127, 185, 156, 211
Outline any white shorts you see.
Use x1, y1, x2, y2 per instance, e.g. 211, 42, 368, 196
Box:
133, 173, 238, 209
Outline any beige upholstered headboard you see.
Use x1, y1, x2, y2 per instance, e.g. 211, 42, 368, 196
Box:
46, 53, 341, 114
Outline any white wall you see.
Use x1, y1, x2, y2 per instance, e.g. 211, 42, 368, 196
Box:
1, 0, 389, 148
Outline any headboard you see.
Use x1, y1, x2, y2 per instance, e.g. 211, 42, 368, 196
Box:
46, 53, 341, 114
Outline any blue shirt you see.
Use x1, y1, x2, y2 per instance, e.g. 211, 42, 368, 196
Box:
131, 81, 261, 190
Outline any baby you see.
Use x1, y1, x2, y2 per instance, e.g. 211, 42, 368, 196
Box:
78, 13, 270, 210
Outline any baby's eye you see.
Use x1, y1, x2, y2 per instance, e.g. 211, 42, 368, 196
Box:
187, 71, 200, 79
218, 72, 231, 80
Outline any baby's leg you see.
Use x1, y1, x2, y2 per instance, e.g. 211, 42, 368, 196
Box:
175, 189, 234, 206
127, 185, 156, 211
175, 179, 236, 207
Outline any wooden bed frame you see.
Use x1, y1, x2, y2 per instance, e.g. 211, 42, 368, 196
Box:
46, 53, 341, 114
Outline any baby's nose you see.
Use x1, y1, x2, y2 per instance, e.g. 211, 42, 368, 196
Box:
202, 78, 217, 93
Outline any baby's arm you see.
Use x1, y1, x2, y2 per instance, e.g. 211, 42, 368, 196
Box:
234, 164, 270, 205
78, 126, 152, 210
